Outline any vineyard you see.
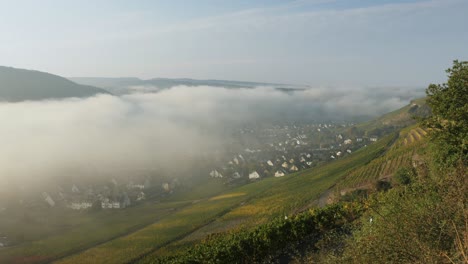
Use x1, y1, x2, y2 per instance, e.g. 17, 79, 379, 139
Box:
48, 133, 396, 264
137, 133, 396, 262
337, 125, 428, 190
1, 128, 409, 264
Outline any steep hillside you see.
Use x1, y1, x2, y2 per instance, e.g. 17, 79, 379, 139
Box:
357, 97, 430, 136
0, 66, 109, 102
336, 124, 428, 193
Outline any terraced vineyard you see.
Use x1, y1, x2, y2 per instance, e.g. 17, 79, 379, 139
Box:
337, 125, 428, 190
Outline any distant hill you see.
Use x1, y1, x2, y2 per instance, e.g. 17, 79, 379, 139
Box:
69, 77, 302, 95
0, 66, 110, 102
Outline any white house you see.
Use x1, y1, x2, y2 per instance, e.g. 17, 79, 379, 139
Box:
42, 192, 55, 207
209, 170, 223, 178
274, 171, 285, 177
69, 202, 92, 210
290, 165, 299, 172
71, 184, 80, 193
344, 139, 352, 145
249, 171, 260, 180
370, 137, 378, 142
137, 192, 146, 201
267, 160, 274, 166
232, 172, 241, 179
282, 162, 289, 168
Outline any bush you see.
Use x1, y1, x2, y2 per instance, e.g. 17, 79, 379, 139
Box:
393, 166, 415, 185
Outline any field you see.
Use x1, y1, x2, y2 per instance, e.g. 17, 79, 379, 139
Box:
0, 180, 229, 264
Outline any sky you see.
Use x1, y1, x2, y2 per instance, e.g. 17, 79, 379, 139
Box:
0, 0, 467, 86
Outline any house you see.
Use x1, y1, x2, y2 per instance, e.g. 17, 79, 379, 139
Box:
331, 155, 336, 159
306, 161, 312, 166
162, 183, 170, 192
289, 158, 294, 164
128, 183, 144, 190
71, 184, 80, 193
344, 139, 352, 145
232, 172, 241, 179
209, 170, 223, 178
233, 157, 239, 165
42, 192, 55, 207
370, 137, 378, 142
300, 156, 306, 163
122, 193, 131, 208
274, 171, 285, 177
289, 165, 299, 172
267, 160, 274, 166
249, 171, 260, 180
347, 149, 352, 154
336, 151, 342, 156
282, 162, 289, 168
137, 191, 146, 201
356, 138, 363, 142
0, 236, 10, 248
69, 202, 92, 210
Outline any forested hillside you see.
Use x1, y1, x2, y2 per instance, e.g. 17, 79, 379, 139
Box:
0, 66, 109, 102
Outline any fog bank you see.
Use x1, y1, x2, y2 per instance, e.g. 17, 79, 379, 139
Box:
0, 85, 424, 189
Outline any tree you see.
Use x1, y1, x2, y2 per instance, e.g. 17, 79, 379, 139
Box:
424, 60, 468, 167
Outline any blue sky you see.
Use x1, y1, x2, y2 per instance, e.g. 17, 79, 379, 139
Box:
0, 0, 467, 86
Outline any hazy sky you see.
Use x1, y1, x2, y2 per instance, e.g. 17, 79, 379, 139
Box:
0, 0, 467, 86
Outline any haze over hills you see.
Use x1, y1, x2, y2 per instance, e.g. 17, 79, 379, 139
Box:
69, 77, 301, 95
0, 66, 110, 102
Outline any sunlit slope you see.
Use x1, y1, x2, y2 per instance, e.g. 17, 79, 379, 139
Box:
337, 124, 428, 190
357, 97, 429, 132
52, 133, 396, 264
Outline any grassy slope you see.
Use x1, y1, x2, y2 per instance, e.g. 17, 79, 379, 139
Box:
50, 133, 395, 264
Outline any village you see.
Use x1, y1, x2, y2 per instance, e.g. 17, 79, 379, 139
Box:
0, 121, 380, 249
207, 122, 377, 183
7, 122, 378, 213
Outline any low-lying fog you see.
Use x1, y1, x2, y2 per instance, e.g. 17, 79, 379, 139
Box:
0, 85, 424, 192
